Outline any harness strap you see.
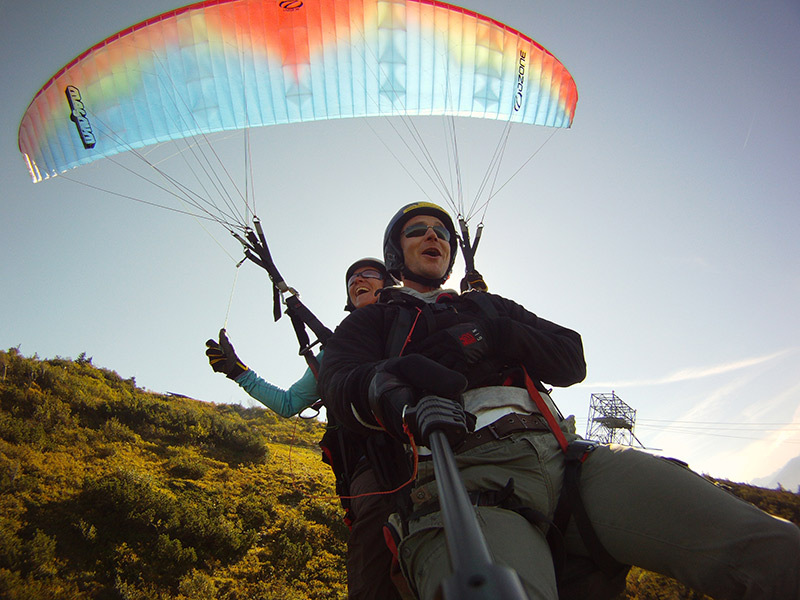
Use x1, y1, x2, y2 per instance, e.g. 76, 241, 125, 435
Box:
408, 477, 567, 579
522, 368, 569, 453
234, 219, 333, 388
457, 217, 489, 292
284, 294, 333, 384
236, 219, 290, 322
409, 476, 515, 521
554, 441, 627, 579
319, 425, 354, 512
383, 520, 401, 559
284, 294, 333, 347
461, 289, 498, 317
519, 368, 626, 578
385, 306, 414, 358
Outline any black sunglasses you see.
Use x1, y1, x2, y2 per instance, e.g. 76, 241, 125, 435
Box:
401, 222, 451, 242
347, 268, 384, 288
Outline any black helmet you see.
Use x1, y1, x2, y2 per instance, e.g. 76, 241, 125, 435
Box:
344, 258, 391, 312
383, 202, 458, 287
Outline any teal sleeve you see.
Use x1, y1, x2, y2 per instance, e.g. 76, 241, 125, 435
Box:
234, 350, 322, 418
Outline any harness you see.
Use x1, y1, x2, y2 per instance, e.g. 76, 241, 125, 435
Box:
384, 290, 627, 588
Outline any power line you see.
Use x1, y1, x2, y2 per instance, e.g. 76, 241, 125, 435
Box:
637, 418, 800, 426
637, 424, 800, 432
634, 425, 800, 443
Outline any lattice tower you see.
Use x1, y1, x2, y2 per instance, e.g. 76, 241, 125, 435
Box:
585, 391, 642, 446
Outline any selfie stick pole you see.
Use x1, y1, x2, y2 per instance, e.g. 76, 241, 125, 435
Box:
413, 396, 528, 600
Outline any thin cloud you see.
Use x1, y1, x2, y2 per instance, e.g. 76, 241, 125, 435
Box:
580, 348, 796, 388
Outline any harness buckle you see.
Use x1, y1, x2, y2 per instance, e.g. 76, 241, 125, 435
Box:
565, 439, 598, 463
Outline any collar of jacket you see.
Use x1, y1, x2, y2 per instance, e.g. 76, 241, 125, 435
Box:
379, 286, 460, 305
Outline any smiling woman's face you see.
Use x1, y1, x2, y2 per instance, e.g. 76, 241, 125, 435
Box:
347, 268, 384, 309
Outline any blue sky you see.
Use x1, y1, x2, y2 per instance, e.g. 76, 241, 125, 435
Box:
1, 0, 799, 485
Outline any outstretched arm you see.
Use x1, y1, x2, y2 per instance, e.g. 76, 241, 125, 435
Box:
235, 364, 319, 418
206, 329, 320, 417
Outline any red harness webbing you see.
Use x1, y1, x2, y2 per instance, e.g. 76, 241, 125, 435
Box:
522, 367, 569, 454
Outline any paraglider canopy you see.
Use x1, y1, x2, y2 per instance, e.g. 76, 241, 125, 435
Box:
19, 0, 577, 194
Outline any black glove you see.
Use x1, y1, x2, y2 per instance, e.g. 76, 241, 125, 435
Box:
368, 354, 468, 440
416, 320, 500, 374
205, 329, 248, 380
404, 395, 475, 448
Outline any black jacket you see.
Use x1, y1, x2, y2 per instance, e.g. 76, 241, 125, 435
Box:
319, 289, 586, 437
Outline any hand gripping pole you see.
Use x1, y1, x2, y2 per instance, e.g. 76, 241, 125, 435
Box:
409, 396, 527, 600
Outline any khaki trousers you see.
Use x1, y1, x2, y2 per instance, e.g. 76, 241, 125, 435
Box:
398, 430, 800, 600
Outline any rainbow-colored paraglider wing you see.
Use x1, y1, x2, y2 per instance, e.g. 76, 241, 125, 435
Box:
19, 0, 577, 182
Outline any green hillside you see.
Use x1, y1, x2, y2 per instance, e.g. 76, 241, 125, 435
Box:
2, 348, 798, 600
0, 348, 346, 599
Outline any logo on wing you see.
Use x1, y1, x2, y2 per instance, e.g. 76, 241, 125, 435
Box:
514, 51, 527, 112
65, 86, 96, 149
